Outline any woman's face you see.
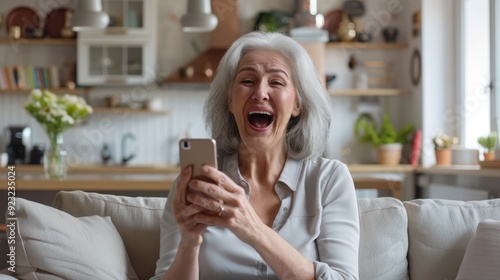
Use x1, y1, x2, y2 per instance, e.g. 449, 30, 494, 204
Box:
229, 49, 300, 152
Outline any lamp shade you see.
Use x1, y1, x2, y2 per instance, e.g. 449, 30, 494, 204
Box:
72, 0, 110, 31
181, 0, 218, 32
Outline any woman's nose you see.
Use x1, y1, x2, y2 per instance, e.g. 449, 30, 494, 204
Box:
252, 81, 269, 101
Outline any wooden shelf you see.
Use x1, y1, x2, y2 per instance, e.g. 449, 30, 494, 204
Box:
329, 88, 410, 96
0, 88, 90, 95
326, 42, 408, 50
91, 107, 170, 115
0, 37, 76, 46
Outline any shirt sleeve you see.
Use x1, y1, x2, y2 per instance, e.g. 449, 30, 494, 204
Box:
314, 162, 360, 280
150, 179, 181, 280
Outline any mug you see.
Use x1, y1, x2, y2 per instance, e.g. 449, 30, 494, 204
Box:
0, 152, 8, 167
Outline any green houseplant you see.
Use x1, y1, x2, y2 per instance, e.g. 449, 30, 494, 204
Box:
354, 113, 414, 165
478, 132, 497, 160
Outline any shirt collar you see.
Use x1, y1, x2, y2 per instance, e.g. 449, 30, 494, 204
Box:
222, 152, 303, 192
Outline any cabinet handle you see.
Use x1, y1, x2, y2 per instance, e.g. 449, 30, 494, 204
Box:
106, 77, 126, 84
105, 28, 128, 35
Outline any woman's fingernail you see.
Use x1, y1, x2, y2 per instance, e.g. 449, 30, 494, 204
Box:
202, 165, 209, 173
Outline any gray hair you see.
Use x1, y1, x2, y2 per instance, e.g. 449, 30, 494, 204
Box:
204, 31, 331, 159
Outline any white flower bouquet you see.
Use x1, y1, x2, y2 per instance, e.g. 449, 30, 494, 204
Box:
25, 89, 92, 178
25, 89, 93, 135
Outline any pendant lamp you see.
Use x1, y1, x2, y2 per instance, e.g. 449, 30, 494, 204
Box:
181, 0, 218, 32
72, 0, 110, 31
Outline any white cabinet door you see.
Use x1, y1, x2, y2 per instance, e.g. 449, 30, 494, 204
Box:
77, 37, 155, 85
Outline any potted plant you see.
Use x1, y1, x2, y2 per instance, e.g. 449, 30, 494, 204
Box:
432, 133, 458, 166
477, 132, 497, 160
354, 113, 414, 165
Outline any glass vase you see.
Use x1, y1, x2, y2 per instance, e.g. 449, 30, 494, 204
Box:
44, 131, 67, 179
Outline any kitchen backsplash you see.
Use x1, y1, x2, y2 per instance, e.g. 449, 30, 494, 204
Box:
0, 88, 210, 166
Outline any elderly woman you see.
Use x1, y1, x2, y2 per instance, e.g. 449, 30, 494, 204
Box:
152, 31, 359, 280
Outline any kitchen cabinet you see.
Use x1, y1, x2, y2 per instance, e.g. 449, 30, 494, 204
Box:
76, 0, 158, 86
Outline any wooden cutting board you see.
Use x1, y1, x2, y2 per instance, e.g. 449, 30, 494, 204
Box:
479, 160, 500, 169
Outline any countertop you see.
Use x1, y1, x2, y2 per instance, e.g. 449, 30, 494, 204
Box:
1, 164, 415, 192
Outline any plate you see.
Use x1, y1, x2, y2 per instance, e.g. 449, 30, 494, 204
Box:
323, 9, 343, 35
6, 6, 41, 38
45, 7, 74, 38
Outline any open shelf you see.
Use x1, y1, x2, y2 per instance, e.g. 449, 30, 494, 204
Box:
91, 107, 170, 115
0, 88, 90, 95
0, 37, 76, 46
329, 88, 410, 96
326, 42, 408, 50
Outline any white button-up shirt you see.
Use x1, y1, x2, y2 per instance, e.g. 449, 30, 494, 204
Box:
152, 153, 359, 280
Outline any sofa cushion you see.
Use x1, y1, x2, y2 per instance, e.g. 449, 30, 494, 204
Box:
404, 198, 500, 280
456, 219, 500, 280
53, 190, 167, 280
357, 197, 409, 280
11, 198, 138, 280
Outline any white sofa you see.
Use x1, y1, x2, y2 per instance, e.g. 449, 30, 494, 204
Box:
2, 190, 500, 280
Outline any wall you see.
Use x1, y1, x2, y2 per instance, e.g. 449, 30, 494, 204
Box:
0, 0, 418, 166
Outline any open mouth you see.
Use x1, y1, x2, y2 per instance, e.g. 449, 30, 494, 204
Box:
248, 110, 274, 128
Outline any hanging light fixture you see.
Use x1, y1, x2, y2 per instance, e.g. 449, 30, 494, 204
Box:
181, 0, 218, 32
72, 0, 110, 31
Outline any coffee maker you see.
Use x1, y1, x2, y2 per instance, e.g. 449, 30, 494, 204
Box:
5, 126, 31, 165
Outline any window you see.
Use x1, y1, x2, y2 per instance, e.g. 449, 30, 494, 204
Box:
460, 0, 499, 149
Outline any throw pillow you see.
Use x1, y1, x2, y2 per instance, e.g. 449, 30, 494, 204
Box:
9, 198, 139, 280
456, 219, 500, 280
52, 190, 167, 280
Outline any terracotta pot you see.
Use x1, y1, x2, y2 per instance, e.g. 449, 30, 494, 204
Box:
483, 152, 495, 161
435, 149, 452, 166
376, 143, 402, 165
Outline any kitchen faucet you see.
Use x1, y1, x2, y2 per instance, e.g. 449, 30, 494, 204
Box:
121, 132, 137, 165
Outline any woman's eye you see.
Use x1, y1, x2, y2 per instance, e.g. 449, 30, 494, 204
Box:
241, 79, 253, 84
271, 80, 284, 86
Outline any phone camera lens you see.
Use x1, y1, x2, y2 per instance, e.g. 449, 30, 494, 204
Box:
182, 141, 190, 149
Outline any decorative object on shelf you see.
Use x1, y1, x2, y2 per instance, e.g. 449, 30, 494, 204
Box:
24, 89, 93, 178
432, 133, 458, 166
253, 10, 292, 33
45, 7, 75, 38
412, 11, 421, 37
72, 0, 110, 31
478, 132, 497, 160
410, 49, 421, 86
181, 0, 218, 32
9, 26, 21, 40
354, 112, 414, 165
382, 27, 399, 43
61, 10, 76, 38
323, 9, 343, 42
0, 13, 3, 35
337, 13, 357, 42
6, 6, 41, 38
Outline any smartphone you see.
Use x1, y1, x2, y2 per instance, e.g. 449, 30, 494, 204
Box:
179, 138, 217, 178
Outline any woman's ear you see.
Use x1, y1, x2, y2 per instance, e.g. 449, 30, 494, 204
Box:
292, 103, 300, 117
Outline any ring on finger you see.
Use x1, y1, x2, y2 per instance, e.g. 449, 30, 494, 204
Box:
217, 205, 225, 216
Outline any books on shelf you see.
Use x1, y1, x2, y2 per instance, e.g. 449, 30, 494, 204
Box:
0, 65, 61, 91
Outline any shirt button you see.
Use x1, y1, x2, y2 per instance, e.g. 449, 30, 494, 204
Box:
260, 264, 267, 272
283, 207, 289, 212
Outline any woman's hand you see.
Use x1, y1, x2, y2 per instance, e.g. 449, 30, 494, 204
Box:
172, 165, 209, 247
186, 165, 265, 244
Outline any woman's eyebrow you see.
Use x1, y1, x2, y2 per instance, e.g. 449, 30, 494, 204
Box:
237, 66, 289, 78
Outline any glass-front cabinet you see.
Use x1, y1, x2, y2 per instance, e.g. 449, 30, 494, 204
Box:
76, 0, 157, 85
